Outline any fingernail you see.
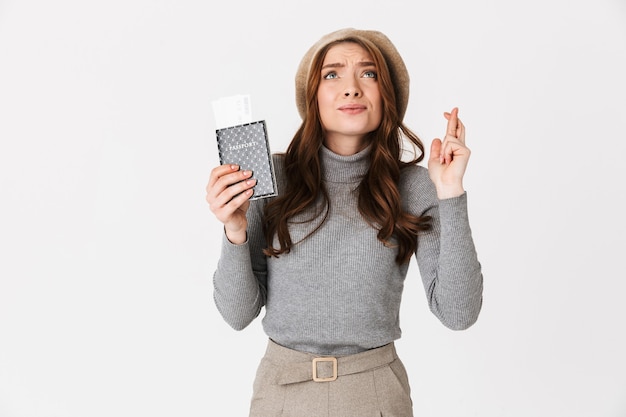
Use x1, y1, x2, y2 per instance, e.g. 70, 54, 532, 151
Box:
242, 170, 252, 177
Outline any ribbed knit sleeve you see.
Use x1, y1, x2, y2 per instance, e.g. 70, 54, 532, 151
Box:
408, 170, 483, 330
212, 188, 269, 331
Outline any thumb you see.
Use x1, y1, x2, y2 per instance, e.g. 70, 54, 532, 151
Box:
429, 138, 442, 163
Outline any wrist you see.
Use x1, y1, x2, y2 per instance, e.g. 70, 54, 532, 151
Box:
436, 184, 465, 200
224, 227, 247, 245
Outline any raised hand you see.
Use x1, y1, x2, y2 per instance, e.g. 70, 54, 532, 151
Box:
205, 164, 257, 244
427, 107, 471, 199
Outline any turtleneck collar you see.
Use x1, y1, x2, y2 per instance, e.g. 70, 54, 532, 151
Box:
320, 144, 371, 184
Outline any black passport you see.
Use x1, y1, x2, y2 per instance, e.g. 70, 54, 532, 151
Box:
215, 120, 278, 200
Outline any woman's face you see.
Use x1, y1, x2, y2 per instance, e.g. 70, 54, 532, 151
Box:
316, 42, 383, 155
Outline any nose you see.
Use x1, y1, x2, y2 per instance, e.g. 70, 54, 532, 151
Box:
343, 76, 363, 97
343, 81, 361, 97
344, 77, 361, 97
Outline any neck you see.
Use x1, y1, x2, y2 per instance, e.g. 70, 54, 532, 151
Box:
323, 134, 370, 156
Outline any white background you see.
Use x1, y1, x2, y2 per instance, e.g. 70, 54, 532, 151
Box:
1, 0, 625, 416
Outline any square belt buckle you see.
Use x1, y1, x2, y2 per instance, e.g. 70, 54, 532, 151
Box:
312, 357, 338, 382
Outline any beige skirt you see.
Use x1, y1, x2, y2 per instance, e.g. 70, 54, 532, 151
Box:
249, 339, 414, 417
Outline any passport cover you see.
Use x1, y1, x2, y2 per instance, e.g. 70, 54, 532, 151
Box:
215, 120, 278, 200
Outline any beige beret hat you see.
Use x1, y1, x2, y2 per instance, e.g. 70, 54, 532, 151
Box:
295, 28, 410, 121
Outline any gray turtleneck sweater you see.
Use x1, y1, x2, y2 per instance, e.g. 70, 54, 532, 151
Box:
213, 145, 483, 355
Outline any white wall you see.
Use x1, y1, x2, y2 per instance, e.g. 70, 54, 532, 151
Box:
1, 0, 625, 416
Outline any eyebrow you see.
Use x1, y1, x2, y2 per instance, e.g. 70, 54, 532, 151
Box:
321, 61, 377, 70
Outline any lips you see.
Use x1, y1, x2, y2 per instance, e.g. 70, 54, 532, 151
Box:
338, 104, 367, 113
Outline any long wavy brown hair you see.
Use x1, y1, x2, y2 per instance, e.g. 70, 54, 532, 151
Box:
263, 38, 432, 264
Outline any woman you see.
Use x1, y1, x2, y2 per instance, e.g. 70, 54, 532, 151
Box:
206, 28, 483, 417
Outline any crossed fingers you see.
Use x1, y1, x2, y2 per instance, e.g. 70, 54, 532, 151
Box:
440, 107, 466, 164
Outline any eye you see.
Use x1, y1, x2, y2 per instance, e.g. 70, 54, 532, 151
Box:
363, 70, 377, 79
323, 71, 338, 80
